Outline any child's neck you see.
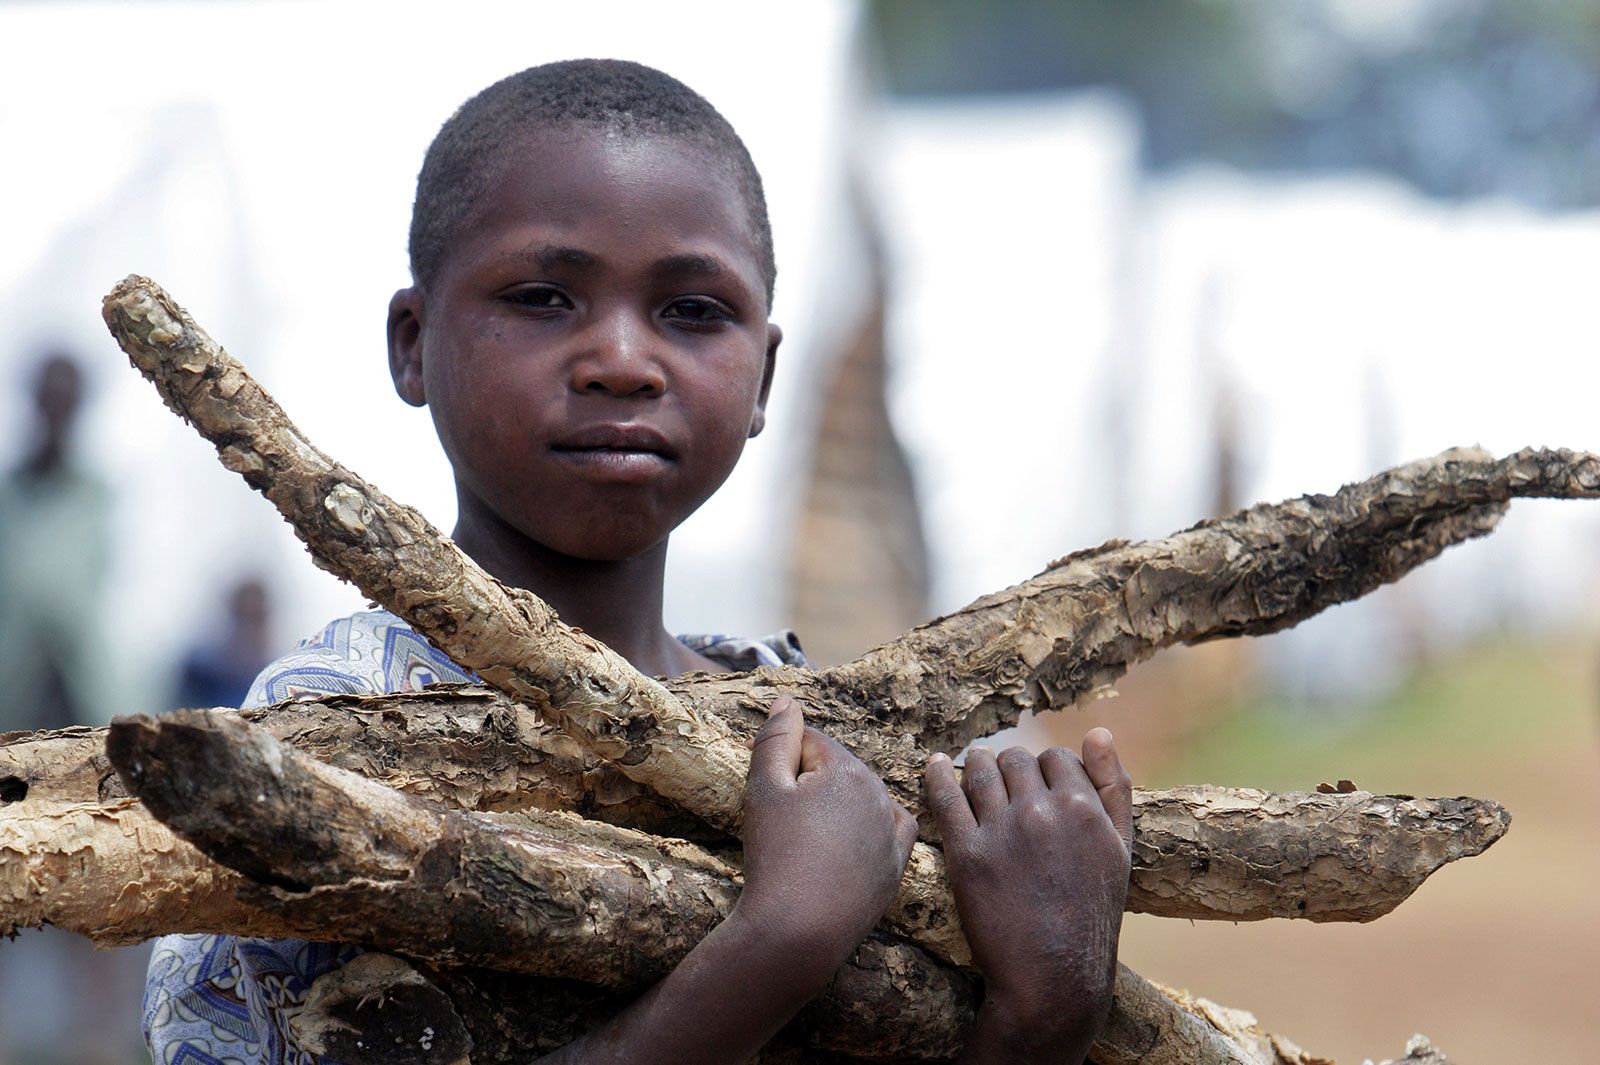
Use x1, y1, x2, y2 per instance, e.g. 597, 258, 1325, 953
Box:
449, 504, 717, 679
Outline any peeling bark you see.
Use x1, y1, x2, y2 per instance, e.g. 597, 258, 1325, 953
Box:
0, 793, 260, 945
1, 712, 1507, 930
1126, 786, 1508, 922
101, 277, 1554, 960
106, 709, 1304, 1064
86, 276, 1518, 1061
828, 446, 1600, 754
109, 709, 975, 1061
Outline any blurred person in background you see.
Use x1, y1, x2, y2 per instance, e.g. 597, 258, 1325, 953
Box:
171, 576, 275, 711
0, 350, 111, 733
0, 350, 137, 1065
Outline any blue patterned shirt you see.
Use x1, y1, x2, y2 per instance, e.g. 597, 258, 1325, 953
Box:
142, 609, 805, 1065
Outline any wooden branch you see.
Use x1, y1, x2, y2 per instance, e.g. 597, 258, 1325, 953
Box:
101, 276, 1536, 947
1127, 786, 1508, 922
830, 446, 1600, 753
2, 710, 1507, 928
103, 276, 752, 834
0, 793, 258, 946
96, 276, 1512, 1061
107, 708, 1316, 1065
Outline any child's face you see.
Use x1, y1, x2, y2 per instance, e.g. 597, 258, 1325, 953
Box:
388, 127, 780, 563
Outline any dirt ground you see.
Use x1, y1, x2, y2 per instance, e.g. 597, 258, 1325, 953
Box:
1030, 635, 1600, 1063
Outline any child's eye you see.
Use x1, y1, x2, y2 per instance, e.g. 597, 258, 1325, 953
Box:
661, 297, 732, 323
505, 286, 573, 311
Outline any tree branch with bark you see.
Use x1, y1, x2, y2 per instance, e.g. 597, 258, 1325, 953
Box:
2, 275, 1550, 1061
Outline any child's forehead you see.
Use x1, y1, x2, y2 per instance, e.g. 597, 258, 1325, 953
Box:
459, 125, 764, 268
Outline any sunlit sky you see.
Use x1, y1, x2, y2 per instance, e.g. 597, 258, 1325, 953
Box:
3, 0, 1598, 716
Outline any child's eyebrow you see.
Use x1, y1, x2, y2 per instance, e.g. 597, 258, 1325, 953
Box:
651, 252, 728, 279
495, 244, 602, 272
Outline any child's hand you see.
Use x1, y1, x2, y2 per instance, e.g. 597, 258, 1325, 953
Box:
926, 729, 1134, 1063
733, 697, 919, 981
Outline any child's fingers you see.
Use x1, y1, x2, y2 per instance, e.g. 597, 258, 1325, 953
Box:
1038, 744, 1092, 794
997, 746, 1046, 800
960, 746, 1007, 825
1082, 727, 1134, 851
923, 752, 976, 840
749, 697, 804, 784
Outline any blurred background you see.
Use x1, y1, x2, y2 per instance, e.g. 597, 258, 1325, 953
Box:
1, 0, 1597, 1061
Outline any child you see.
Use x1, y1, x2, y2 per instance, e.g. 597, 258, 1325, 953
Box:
142, 59, 1134, 1065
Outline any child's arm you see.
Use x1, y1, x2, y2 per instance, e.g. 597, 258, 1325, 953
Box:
925, 729, 1134, 1064
538, 697, 919, 1064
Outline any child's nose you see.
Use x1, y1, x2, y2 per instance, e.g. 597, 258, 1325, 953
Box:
570, 312, 666, 397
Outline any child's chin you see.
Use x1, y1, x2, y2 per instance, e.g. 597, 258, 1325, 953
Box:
541, 526, 671, 564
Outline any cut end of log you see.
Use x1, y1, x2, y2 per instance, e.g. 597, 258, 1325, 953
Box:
106, 709, 416, 893
291, 954, 473, 1065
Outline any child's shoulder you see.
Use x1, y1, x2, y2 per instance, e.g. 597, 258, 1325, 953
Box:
679, 630, 809, 671
245, 611, 810, 710
243, 608, 477, 707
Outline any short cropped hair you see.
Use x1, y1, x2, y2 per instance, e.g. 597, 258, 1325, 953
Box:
409, 59, 776, 303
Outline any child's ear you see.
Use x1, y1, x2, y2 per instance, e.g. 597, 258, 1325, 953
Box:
387, 287, 427, 407
749, 323, 781, 438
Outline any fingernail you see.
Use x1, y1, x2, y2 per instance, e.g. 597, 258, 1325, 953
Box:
927, 752, 949, 766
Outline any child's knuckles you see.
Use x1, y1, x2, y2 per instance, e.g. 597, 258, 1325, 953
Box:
997, 746, 1035, 770
1015, 794, 1059, 831
963, 759, 1001, 789
1058, 788, 1112, 825
928, 782, 971, 823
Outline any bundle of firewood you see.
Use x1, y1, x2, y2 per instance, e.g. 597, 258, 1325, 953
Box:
6, 276, 1592, 1063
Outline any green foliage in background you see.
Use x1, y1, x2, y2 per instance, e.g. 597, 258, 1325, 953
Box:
868, 0, 1600, 208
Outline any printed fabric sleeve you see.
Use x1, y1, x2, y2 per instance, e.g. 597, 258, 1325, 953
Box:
142, 610, 465, 1065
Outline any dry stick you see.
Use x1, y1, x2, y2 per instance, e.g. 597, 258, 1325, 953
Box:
830, 446, 1600, 754
107, 709, 974, 1062
2, 709, 1508, 945
103, 276, 751, 831
101, 274, 961, 966
6, 706, 1509, 928
99, 275, 1519, 1061
108, 708, 1311, 1065
100, 275, 1552, 933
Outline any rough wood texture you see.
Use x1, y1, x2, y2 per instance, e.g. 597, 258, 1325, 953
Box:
2, 710, 1507, 929
101, 276, 1557, 950
0, 793, 255, 946
107, 708, 1322, 1065
1126, 786, 1508, 922
828, 446, 1600, 754
103, 276, 754, 836
90, 275, 1528, 1061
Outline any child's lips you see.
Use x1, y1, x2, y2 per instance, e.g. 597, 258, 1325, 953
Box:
550, 423, 677, 481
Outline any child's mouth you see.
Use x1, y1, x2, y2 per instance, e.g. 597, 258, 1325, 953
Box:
552, 445, 672, 478
551, 424, 676, 480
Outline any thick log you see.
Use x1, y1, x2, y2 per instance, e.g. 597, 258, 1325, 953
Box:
109, 708, 973, 1060
829, 446, 1600, 753
0, 793, 256, 945
2, 711, 1508, 928
96, 276, 1513, 1060
108, 708, 1307, 1065
100, 276, 1551, 950
103, 276, 754, 835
